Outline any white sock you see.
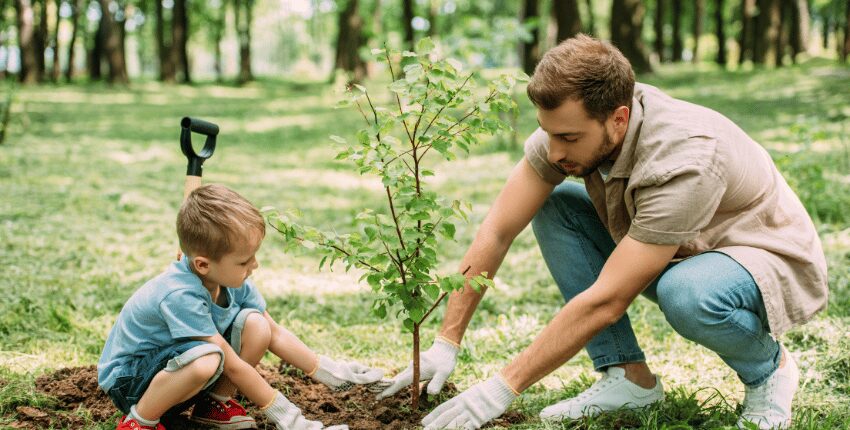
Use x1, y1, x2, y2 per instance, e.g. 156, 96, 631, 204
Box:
128, 405, 159, 427
209, 392, 231, 402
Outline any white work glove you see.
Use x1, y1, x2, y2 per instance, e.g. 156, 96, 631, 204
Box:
377, 337, 459, 400
310, 355, 384, 391
421, 375, 518, 430
263, 391, 349, 430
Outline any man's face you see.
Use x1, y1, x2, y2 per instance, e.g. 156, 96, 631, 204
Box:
537, 99, 627, 177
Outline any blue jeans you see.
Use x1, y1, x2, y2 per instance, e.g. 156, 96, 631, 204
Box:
531, 181, 781, 387
106, 308, 261, 414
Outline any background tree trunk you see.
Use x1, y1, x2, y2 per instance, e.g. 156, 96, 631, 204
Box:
519, 0, 539, 75
235, 0, 253, 83
654, 0, 665, 62
0, 0, 8, 79
156, 0, 175, 81
787, 0, 809, 62
843, 0, 850, 62
334, 0, 366, 83
739, 0, 755, 63
50, 0, 61, 81
754, 0, 781, 65
170, 0, 189, 82
15, 0, 38, 83
671, 0, 682, 61
97, 0, 128, 83
611, 0, 652, 73
212, 0, 224, 81
402, 0, 414, 49
715, 0, 727, 65
89, 14, 104, 80
34, 0, 47, 80
692, 0, 703, 62
65, 0, 81, 81
427, 0, 437, 37
553, 0, 581, 44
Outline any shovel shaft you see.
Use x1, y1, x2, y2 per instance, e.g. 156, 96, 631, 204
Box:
183, 175, 202, 201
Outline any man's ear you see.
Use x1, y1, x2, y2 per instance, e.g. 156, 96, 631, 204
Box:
192, 256, 212, 275
608, 105, 631, 142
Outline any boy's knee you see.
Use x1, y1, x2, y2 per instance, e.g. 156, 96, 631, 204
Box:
189, 352, 223, 381
243, 312, 272, 347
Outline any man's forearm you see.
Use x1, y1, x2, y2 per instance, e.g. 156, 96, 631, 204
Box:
439, 230, 512, 344
501, 288, 623, 392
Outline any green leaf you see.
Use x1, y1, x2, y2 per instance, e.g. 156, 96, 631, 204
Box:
423, 282, 440, 300
403, 318, 415, 332
416, 37, 435, 55
373, 303, 387, 319
439, 223, 456, 240
330, 135, 347, 145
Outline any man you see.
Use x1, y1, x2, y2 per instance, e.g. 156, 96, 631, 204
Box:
377, 35, 828, 430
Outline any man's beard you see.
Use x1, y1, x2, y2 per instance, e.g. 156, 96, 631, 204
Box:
563, 130, 618, 177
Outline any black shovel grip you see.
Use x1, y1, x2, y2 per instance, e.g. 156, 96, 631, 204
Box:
181, 117, 219, 136
180, 117, 219, 177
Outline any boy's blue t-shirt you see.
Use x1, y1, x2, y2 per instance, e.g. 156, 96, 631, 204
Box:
97, 256, 266, 391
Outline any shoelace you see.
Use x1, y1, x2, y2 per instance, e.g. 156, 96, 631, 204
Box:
573, 374, 616, 402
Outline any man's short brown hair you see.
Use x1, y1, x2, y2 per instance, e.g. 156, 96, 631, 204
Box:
177, 184, 265, 261
527, 34, 635, 122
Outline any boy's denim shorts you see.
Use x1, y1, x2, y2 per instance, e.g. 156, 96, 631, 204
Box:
106, 308, 262, 414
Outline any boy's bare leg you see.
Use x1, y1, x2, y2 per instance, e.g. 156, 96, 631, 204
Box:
209, 312, 272, 397
135, 353, 222, 420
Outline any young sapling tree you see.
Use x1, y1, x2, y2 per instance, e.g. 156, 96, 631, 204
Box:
267, 39, 523, 409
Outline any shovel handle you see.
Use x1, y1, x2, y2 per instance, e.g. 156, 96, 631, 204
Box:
181, 117, 219, 176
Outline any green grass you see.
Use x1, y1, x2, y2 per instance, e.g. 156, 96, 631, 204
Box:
1, 58, 849, 429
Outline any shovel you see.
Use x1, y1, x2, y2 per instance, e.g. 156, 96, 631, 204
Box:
177, 117, 220, 259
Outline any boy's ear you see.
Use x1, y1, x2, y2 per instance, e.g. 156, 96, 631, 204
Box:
191, 256, 212, 275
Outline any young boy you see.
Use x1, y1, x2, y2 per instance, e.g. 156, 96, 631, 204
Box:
98, 184, 383, 430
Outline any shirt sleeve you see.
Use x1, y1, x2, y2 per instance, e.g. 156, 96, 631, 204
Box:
159, 289, 218, 339
523, 127, 567, 185
238, 279, 267, 312
628, 164, 726, 246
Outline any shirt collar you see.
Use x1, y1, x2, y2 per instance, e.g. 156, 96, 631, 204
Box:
608, 95, 644, 179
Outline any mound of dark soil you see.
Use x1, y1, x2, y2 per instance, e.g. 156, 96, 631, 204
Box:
4, 364, 526, 429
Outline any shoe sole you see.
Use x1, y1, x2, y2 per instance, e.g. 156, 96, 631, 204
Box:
188, 417, 258, 429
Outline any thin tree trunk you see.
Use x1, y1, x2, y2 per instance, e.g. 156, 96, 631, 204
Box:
754, 0, 781, 65
65, 0, 81, 81
212, 0, 224, 81
787, 0, 809, 62
156, 0, 174, 81
402, 0, 414, 50
411, 324, 420, 410
671, 0, 682, 61
553, 0, 581, 44
739, 0, 755, 63
235, 0, 252, 83
15, 0, 38, 83
89, 12, 104, 80
334, 0, 366, 83
654, 0, 665, 62
170, 0, 189, 82
97, 0, 128, 83
611, 0, 652, 72
519, 0, 540, 75
49, 0, 60, 80
692, 0, 703, 63
583, 0, 594, 35
776, 0, 791, 67
34, 0, 47, 80
715, 0, 727, 65
843, 0, 850, 62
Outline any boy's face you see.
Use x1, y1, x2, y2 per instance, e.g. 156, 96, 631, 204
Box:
194, 230, 262, 289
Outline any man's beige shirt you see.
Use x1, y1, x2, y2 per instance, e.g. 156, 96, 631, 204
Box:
524, 83, 828, 335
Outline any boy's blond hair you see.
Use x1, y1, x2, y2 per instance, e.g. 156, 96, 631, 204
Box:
177, 184, 265, 261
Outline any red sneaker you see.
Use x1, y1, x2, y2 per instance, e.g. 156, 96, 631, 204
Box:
189, 394, 257, 429
116, 416, 166, 430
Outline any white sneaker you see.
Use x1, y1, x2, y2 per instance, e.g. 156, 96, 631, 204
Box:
737, 345, 799, 429
539, 366, 664, 420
